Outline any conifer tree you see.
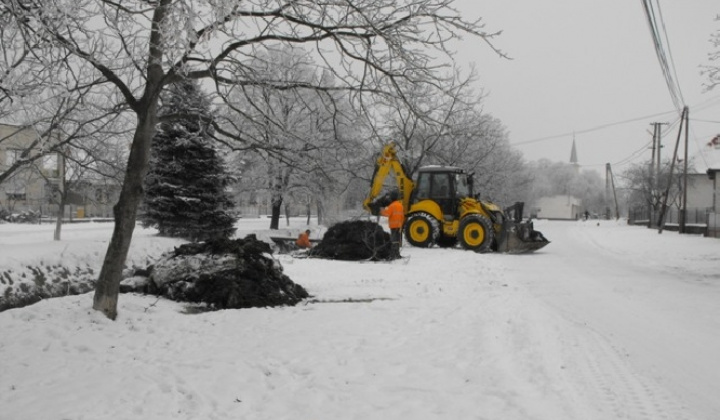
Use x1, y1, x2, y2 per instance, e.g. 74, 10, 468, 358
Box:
140, 80, 236, 241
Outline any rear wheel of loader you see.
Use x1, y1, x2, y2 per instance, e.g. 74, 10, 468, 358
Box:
404, 213, 437, 248
459, 215, 494, 252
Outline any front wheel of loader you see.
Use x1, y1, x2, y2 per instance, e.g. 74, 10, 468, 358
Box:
404, 213, 438, 248
459, 215, 494, 252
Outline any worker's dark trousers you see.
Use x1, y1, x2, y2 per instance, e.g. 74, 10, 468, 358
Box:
390, 228, 402, 258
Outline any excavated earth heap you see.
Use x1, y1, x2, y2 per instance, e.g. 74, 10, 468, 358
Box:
310, 220, 394, 261
140, 235, 309, 309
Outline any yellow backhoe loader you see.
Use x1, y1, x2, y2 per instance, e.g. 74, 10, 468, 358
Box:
363, 143, 549, 253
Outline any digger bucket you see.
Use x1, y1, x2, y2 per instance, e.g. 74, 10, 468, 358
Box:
495, 220, 550, 254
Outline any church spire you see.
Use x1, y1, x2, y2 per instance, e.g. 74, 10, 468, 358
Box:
570, 135, 580, 174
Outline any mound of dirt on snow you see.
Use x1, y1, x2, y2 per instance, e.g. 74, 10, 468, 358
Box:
310, 220, 394, 261
140, 235, 308, 310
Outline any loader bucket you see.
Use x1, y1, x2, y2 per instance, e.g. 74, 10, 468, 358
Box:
495, 220, 550, 253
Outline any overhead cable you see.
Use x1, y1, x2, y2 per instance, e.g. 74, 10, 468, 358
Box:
641, 0, 685, 112
512, 109, 677, 146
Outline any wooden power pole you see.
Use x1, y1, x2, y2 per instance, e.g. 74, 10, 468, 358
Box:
658, 106, 688, 234
606, 163, 620, 220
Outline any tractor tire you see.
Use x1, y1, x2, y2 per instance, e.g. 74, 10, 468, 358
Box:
404, 213, 438, 248
458, 214, 494, 252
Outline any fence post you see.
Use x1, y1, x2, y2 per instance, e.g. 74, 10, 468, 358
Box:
706, 212, 710, 237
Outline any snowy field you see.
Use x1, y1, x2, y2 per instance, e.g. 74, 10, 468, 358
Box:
1, 218, 719, 420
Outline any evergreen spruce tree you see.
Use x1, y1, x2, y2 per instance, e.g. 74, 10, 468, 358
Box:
140, 80, 236, 241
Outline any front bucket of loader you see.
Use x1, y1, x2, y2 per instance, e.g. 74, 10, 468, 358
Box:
496, 220, 550, 253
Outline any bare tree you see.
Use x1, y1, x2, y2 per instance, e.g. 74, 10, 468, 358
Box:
227, 46, 325, 229
702, 15, 720, 91
2, 0, 500, 320
620, 158, 691, 225
428, 110, 525, 205
372, 73, 479, 176
0, 98, 124, 186
44, 135, 126, 241
0, 8, 125, 186
224, 45, 369, 227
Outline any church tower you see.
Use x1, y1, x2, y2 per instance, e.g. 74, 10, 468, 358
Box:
570, 136, 580, 173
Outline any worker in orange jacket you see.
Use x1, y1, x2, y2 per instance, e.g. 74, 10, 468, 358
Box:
296, 229, 312, 249
380, 190, 404, 258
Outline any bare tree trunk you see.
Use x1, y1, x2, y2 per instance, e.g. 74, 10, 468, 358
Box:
269, 178, 283, 230
93, 113, 156, 320
284, 202, 291, 226
306, 200, 311, 225
270, 196, 282, 230
316, 200, 324, 226
54, 153, 67, 241
53, 194, 66, 241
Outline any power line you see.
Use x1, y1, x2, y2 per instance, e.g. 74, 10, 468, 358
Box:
692, 94, 720, 113
581, 115, 682, 168
612, 140, 654, 167
641, 0, 685, 112
509, 96, 720, 169
512, 110, 677, 146
511, 94, 720, 148
655, 1, 686, 108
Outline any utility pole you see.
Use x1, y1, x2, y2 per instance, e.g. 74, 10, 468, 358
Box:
648, 122, 668, 227
651, 122, 668, 181
681, 108, 690, 234
648, 124, 656, 227
606, 163, 620, 220
658, 106, 688, 234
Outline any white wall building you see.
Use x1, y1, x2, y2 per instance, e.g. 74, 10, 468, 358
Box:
533, 195, 582, 220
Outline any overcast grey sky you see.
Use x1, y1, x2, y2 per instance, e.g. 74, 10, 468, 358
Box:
453, 0, 720, 175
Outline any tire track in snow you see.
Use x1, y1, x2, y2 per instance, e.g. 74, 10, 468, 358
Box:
568, 326, 695, 420
507, 221, 713, 420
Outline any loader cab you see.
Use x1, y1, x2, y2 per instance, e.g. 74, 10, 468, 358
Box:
412, 166, 472, 219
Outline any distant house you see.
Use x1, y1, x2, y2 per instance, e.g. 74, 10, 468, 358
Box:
0, 123, 63, 214
1, 123, 118, 219
533, 195, 582, 220
704, 139, 720, 237
705, 136, 720, 211
682, 173, 713, 213
530, 139, 584, 220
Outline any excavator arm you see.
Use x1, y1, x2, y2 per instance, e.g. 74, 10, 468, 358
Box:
362, 143, 415, 215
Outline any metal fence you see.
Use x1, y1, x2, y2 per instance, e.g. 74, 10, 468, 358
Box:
628, 206, 713, 228
708, 213, 720, 238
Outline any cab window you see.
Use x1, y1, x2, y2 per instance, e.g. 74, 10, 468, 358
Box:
431, 173, 450, 198
415, 173, 431, 199
455, 173, 470, 198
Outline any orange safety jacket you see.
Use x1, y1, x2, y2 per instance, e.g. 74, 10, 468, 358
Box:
381, 200, 405, 229
296, 232, 311, 248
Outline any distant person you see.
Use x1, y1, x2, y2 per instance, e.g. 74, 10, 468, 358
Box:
296, 229, 312, 249
381, 190, 404, 258
584, 210, 590, 221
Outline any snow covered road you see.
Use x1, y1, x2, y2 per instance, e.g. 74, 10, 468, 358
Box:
506, 220, 720, 420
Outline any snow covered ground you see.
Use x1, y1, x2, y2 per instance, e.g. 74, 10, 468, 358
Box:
1, 218, 719, 420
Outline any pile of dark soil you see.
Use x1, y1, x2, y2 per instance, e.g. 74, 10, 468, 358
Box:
310, 220, 394, 261
136, 234, 308, 310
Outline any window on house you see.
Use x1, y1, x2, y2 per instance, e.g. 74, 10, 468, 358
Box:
42, 154, 60, 178
5, 149, 22, 166
6, 188, 27, 201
